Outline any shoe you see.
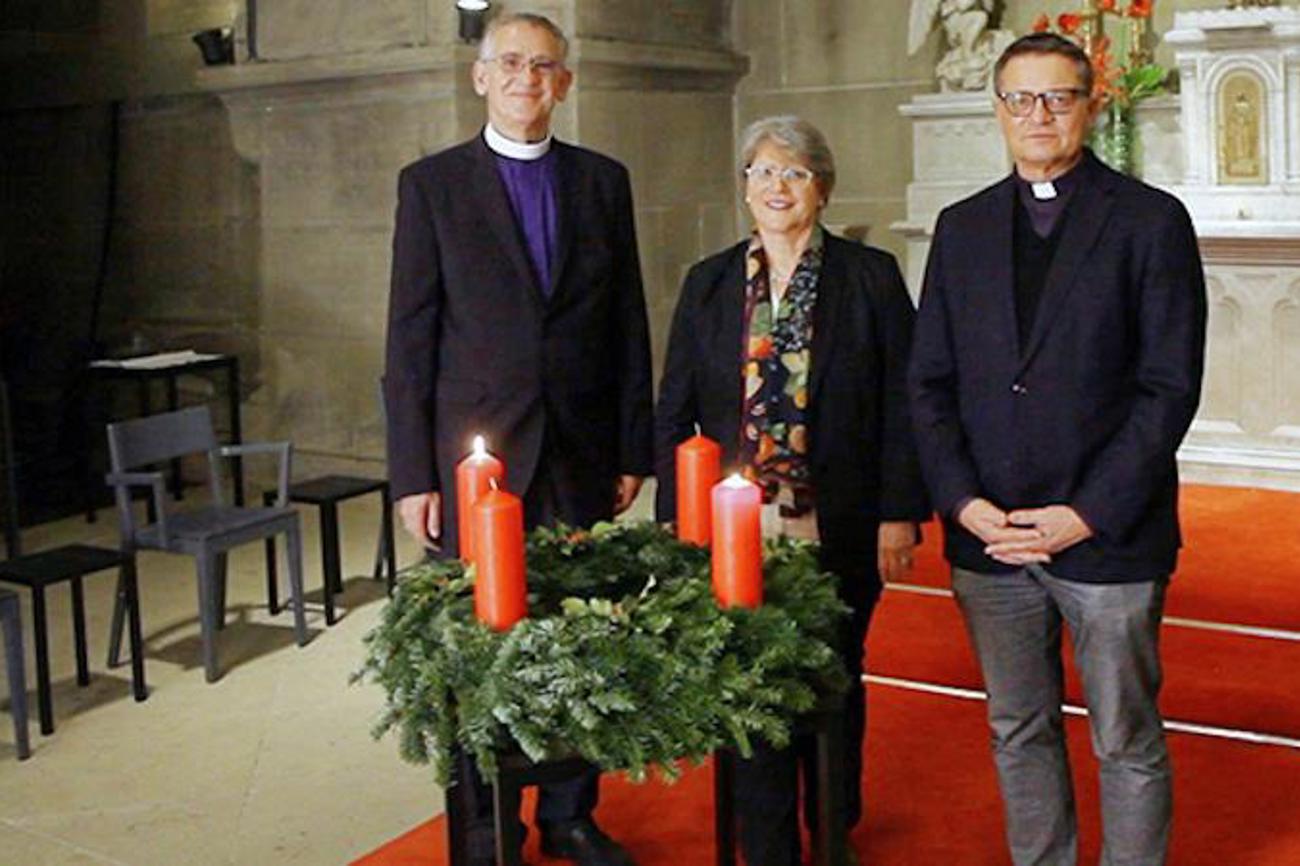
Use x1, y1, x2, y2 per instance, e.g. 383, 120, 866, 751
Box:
539, 818, 636, 866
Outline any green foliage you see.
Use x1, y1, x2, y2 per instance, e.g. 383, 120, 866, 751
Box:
1119, 63, 1168, 107
354, 521, 850, 785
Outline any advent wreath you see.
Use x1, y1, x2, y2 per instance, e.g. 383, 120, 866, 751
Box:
356, 520, 850, 784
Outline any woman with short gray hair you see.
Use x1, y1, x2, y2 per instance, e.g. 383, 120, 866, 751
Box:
737, 115, 837, 202
655, 116, 929, 865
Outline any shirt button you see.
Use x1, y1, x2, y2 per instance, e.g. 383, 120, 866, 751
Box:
1011, 382, 1028, 395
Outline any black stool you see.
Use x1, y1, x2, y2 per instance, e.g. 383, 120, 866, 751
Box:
713, 703, 849, 866
263, 476, 396, 626
444, 747, 591, 866
1, 587, 31, 759
443, 702, 848, 866
0, 545, 146, 735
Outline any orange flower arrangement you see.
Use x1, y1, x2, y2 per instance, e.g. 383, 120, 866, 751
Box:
1031, 1, 1167, 173
1031, 1, 1166, 110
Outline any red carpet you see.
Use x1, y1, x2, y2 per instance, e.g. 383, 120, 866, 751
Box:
356, 686, 1300, 866
356, 485, 1300, 865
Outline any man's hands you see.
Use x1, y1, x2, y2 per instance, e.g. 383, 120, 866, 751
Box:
878, 521, 919, 583
614, 475, 643, 515
1000, 505, 1093, 558
399, 476, 643, 551
398, 492, 441, 550
957, 498, 1093, 566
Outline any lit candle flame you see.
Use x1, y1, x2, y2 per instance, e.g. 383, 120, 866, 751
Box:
472, 435, 487, 458
722, 473, 752, 488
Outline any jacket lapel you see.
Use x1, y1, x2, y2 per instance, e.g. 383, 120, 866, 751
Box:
1017, 153, 1115, 372
546, 144, 576, 304
467, 135, 545, 309
808, 235, 844, 406
983, 178, 1021, 365
701, 246, 747, 441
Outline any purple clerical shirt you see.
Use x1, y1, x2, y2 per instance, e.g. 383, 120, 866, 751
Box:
494, 149, 560, 296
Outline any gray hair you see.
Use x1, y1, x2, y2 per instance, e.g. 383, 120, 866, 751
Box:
738, 116, 837, 199
993, 33, 1094, 96
480, 12, 570, 62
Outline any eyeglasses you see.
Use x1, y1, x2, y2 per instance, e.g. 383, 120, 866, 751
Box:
482, 53, 564, 77
744, 163, 817, 186
997, 89, 1088, 117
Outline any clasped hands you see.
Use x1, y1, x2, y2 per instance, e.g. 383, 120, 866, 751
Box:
957, 497, 1092, 566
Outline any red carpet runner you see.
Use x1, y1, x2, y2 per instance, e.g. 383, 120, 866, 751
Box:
356, 484, 1300, 865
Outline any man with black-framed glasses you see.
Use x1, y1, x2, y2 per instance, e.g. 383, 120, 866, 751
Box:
385, 11, 648, 866
910, 32, 1207, 866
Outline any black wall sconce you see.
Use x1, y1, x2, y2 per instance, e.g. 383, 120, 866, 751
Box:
192, 27, 235, 66
457, 0, 491, 44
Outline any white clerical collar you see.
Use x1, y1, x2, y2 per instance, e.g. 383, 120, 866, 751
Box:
1030, 181, 1057, 200
483, 123, 552, 160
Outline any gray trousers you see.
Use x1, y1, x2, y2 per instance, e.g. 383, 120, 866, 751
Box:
952, 565, 1171, 866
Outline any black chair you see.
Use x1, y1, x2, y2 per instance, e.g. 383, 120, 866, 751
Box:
1, 587, 31, 759
105, 406, 308, 682
2, 379, 22, 559
0, 545, 145, 736
262, 476, 395, 626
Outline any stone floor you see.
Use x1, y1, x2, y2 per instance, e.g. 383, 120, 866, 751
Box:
0, 495, 441, 865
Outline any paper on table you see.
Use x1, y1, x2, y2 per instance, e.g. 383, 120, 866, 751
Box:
90, 349, 224, 370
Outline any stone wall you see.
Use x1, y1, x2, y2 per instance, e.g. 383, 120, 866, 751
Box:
191, 0, 745, 479
7, 0, 1292, 496
732, 2, 938, 266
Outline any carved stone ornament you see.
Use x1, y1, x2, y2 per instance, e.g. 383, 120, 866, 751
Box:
908, 0, 1015, 92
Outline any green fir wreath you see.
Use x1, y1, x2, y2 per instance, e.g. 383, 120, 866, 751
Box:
355, 520, 850, 784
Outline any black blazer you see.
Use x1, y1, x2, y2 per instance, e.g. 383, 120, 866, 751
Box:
654, 232, 929, 601
908, 151, 1207, 581
384, 133, 654, 554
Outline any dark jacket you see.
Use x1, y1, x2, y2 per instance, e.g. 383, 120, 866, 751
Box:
908, 151, 1207, 581
654, 232, 929, 601
384, 133, 654, 553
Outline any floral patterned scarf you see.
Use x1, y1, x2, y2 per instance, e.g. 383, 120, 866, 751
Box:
739, 225, 823, 512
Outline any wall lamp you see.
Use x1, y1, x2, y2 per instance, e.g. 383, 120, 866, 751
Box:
192, 27, 234, 65
457, 0, 491, 44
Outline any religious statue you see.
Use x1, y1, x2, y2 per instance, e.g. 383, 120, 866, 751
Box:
1218, 71, 1267, 184
908, 0, 1015, 91
1228, 93, 1257, 171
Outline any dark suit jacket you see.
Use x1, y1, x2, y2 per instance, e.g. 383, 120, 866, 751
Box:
384, 133, 654, 554
908, 151, 1207, 581
654, 232, 929, 602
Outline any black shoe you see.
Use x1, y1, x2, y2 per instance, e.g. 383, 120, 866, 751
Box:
539, 818, 636, 866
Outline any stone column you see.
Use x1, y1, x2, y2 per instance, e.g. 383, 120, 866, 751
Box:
1286, 48, 1300, 186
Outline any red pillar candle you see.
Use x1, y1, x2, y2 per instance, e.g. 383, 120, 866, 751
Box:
710, 473, 763, 608
472, 486, 528, 631
676, 434, 722, 545
455, 435, 505, 563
